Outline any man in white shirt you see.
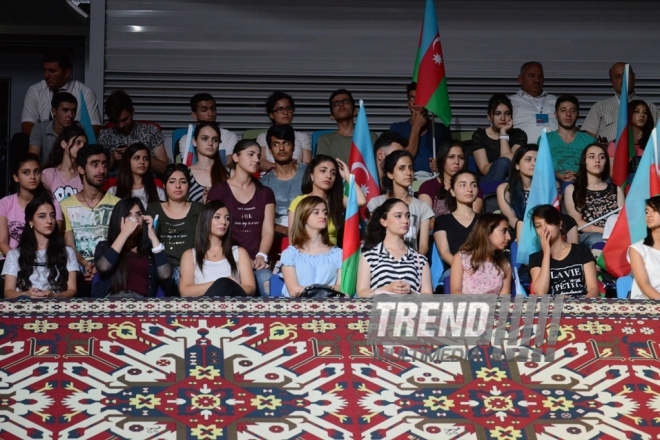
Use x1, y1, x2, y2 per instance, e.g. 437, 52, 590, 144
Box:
21, 50, 101, 136
508, 62, 558, 142
582, 62, 659, 143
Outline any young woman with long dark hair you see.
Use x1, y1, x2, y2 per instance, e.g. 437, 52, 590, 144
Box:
92, 197, 171, 297
608, 99, 654, 174
42, 125, 87, 201
189, 121, 229, 203
179, 200, 256, 297
2, 197, 78, 298
108, 142, 165, 207
628, 196, 660, 299
356, 198, 432, 297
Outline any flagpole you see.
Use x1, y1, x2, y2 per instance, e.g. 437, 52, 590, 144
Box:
577, 207, 622, 231
430, 111, 437, 176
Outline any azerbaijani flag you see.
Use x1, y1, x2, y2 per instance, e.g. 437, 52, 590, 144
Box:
602, 126, 660, 277
412, 0, 452, 126
181, 124, 195, 166
340, 174, 360, 297
348, 100, 380, 218
516, 129, 560, 265
79, 91, 97, 144
612, 64, 632, 188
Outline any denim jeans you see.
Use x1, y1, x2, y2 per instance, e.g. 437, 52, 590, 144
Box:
254, 268, 273, 297
481, 157, 511, 182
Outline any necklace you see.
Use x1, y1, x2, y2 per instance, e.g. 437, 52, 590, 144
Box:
80, 192, 101, 209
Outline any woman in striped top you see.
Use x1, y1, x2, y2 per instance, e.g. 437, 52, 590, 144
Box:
188, 122, 229, 203
356, 198, 432, 297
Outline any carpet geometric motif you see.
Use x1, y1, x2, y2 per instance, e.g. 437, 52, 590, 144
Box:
1, 298, 660, 439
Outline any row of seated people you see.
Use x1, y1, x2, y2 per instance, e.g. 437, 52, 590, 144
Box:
1, 133, 657, 300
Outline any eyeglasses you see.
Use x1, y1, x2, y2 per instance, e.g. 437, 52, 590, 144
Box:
272, 106, 293, 114
331, 98, 352, 108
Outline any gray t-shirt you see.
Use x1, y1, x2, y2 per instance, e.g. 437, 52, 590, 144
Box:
29, 120, 57, 162
260, 164, 306, 226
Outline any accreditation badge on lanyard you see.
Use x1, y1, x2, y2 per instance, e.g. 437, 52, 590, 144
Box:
534, 96, 549, 126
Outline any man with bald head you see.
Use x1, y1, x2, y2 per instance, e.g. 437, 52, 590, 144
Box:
582, 62, 659, 143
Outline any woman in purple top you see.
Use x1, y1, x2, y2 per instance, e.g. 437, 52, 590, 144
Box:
207, 139, 275, 297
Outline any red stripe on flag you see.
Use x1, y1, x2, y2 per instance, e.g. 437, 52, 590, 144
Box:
342, 214, 361, 257
612, 126, 630, 187
603, 206, 632, 278
416, 32, 446, 105
651, 164, 660, 197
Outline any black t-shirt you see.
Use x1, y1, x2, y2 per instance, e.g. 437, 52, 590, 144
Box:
471, 127, 528, 163
529, 244, 594, 297
433, 213, 479, 255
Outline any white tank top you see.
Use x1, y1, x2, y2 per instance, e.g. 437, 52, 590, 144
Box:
193, 246, 240, 284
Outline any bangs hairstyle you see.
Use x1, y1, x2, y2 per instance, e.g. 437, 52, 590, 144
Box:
266, 124, 295, 148
194, 121, 228, 185
573, 143, 610, 212
193, 200, 237, 278
45, 125, 87, 168
381, 150, 414, 194
435, 139, 465, 201
11, 154, 52, 200
16, 196, 68, 293
363, 198, 408, 251
105, 197, 152, 293
290, 196, 330, 249
115, 143, 160, 204
487, 93, 513, 116
301, 155, 344, 230
505, 144, 538, 220
458, 213, 510, 275
445, 170, 479, 212
644, 196, 660, 246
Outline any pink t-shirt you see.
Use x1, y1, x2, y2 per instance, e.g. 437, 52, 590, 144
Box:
459, 251, 506, 295
41, 168, 83, 202
0, 194, 63, 257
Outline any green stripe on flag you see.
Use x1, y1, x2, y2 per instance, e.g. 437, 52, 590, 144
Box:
340, 250, 360, 297
426, 78, 452, 126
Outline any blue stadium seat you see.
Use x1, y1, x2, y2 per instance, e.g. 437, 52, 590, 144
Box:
616, 275, 633, 299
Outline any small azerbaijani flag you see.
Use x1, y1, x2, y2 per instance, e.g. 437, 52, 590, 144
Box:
181, 124, 195, 166
611, 64, 632, 188
516, 129, 560, 265
348, 100, 380, 218
412, 0, 452, 126
602, 125, 660, 277
340, 174, 360, 297
79, 91, 97, 144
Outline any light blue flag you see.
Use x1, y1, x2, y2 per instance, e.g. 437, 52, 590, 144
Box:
516, 129, 560, 265
79, 91, 97, 144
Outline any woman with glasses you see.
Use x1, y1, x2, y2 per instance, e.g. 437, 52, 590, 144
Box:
256, 91, 312, 171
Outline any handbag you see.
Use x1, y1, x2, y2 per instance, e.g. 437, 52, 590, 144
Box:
299, 284, 346, 299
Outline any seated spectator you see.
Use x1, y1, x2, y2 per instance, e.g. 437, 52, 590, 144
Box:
628, 195, 660, 299
179, 200, 256, 297
288, 154, 365, 245
508, 62, 557, 142
367, 150, 433, 255
374, 130, 406, 182
472, 94, 527, 182
147, 164, 203, 295
280, 196, 342, 297
564, 144, 623, 248
260, 124, 306, 237
61, 144, 120, 282
450, 213, 512, 295
0, 155, 63, 262
108, 143, 165, 207
21, 50, 101, 136
92, 197, 171, 298
497, 145, 578, 243
418, 139, 484, 223
582, 62, 659, 143
433, 171, 480, 272
98, 90, 168, 173
356, 198, 432, 297
188, 122, 229, 203
529, 204, 598, 298
178, 93, 238, 166
41, 126, 87, 201
207, 140, 275, 297
540, 94, 596, 182
317, 89, 377, 164
607, 100, 654, 174
28, 92, 78, 163
2, 196, 78, 299
256, 91, 312, 170
390, 82, 452, 176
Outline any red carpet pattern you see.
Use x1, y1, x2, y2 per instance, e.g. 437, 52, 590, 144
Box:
1, 298, 660, 439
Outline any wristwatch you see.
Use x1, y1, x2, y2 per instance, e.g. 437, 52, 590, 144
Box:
499, 134, 510, 140
256, 252, 269, 263
152, 243, 165, 253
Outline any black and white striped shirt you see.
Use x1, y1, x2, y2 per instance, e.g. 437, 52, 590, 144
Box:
363, 242, 427, 291
188, 174, 207, 203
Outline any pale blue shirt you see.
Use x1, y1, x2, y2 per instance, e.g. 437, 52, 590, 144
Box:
280, 246, 342, 297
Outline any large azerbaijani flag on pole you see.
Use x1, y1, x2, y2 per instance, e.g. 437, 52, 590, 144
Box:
611, 64, 632, 188
516, 129, 560, 265
412, 0, 452, 126
348, 100, 380, 218
340, 174, 360, 297
602, 125, 660, 277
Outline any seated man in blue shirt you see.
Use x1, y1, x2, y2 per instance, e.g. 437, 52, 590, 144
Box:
390, 82, 451, 176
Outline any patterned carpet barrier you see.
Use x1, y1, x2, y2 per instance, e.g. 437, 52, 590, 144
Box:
1, 298, 660, 439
